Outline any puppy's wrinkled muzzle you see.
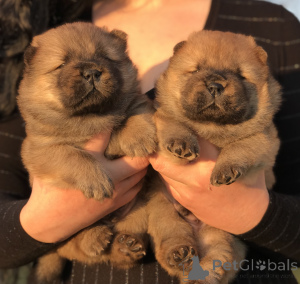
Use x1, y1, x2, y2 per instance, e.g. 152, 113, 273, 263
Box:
82, 69, 102, 84
207, 82, 224, 98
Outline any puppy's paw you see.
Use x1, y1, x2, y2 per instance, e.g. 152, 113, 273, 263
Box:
210, 164, 244, 186
80, 226, 113, 257
114, 233, 146, 260
167, 245, 196, 271
165, 138, 199, 161
121, 132, 157, 157
80, 170, 114, 201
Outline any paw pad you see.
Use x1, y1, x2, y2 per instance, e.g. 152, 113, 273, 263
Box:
167, 245, 196, 270
116, 234, 146, 259
166, 139, 199, 161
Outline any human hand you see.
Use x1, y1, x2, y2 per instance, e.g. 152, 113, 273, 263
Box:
20, 132, 149, 243
149, 137, 269, 235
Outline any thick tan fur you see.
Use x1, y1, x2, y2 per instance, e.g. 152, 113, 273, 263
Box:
19, 27, 281, 284
155, 31, 281, 189
17, 22, 156, 282
150, 30, 282, 283
145, 173, 245, 284
18, 22, 157, 200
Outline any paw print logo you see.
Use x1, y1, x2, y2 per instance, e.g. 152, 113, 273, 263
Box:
256, 260, 266, 271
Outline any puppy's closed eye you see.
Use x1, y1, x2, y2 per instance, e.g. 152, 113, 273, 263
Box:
237, 69, 246, 80
54, 63, 65, 71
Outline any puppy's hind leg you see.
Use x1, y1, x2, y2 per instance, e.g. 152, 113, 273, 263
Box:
57, 224, 113, 262
109, 195, 149, 269
147, 187, 198, 279
36, 251, 66, 283
195, 225, 246, 284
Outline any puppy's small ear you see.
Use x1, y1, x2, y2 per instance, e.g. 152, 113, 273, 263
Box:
248, 36, 268, 65
110, 29, 128, 41
24, 45, 38, 67
110, 29, 128, 50
173, 41, 186, 54
255, 46, 268, 65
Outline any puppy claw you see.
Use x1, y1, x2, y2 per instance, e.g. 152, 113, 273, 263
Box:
173, 253, 181, 262
118, 235, 126, 243
211, 165, 244, 186
81, 173, 114, 201
80, 225, 113, 257
114, 233, 146, 261
95, 247, 105, 255
126, 239, 134, 247
131, 245, 142, 252
167, 245, 196, 271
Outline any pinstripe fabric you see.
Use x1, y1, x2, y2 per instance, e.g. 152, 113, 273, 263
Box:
109, 265, 113, 284
140, 264, 144, 284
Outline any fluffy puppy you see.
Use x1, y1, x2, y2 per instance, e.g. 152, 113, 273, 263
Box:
155, 30, 281, 188
18, 22, 156, 200
17, 22, 156, 282
149, 30, 281, 283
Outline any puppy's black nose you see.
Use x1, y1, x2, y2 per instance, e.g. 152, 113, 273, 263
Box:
207, 83, 224, 97
82, 69, 102, 83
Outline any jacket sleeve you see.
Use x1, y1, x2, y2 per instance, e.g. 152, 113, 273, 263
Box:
0, 113, 58, 268
238, 191, 300, 262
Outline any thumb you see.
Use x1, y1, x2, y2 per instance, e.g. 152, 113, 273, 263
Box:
84, 131, 112, 154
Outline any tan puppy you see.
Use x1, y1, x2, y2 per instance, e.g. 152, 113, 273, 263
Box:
18, 26, 281, 284
18, 22, 156, 200
17, 22, 156, 282
149, 30, 281, 283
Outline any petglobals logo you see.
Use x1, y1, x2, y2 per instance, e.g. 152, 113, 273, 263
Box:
212, 259, 298, 272
180, 258, 298, 282
256, 260, 267, 271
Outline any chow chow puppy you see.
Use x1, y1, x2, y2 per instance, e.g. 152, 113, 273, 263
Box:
17, 22, 156, 282
149, 30, 281, 283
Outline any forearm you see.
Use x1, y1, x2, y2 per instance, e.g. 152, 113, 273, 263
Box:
238, 191, 300, 262
0, 196, 57, 268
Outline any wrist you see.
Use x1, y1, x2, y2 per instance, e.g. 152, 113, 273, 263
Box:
190, 178, 270, 235
20, 187, 110, 243
20, 199, 75, 243
229, 187, 270, 235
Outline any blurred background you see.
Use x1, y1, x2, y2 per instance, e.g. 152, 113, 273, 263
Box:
262, 0, 300, 20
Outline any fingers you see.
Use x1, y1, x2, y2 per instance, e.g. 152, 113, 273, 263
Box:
114, 168, 148, 194
115, 176, 145, 205
84, 132, 112, 154
148, 154, 201, 183
84, 132, 149, 183
149, 138, 218, 183
106, 156, 150, 182
159, 173, 194, 200
107, 168, 147, 210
